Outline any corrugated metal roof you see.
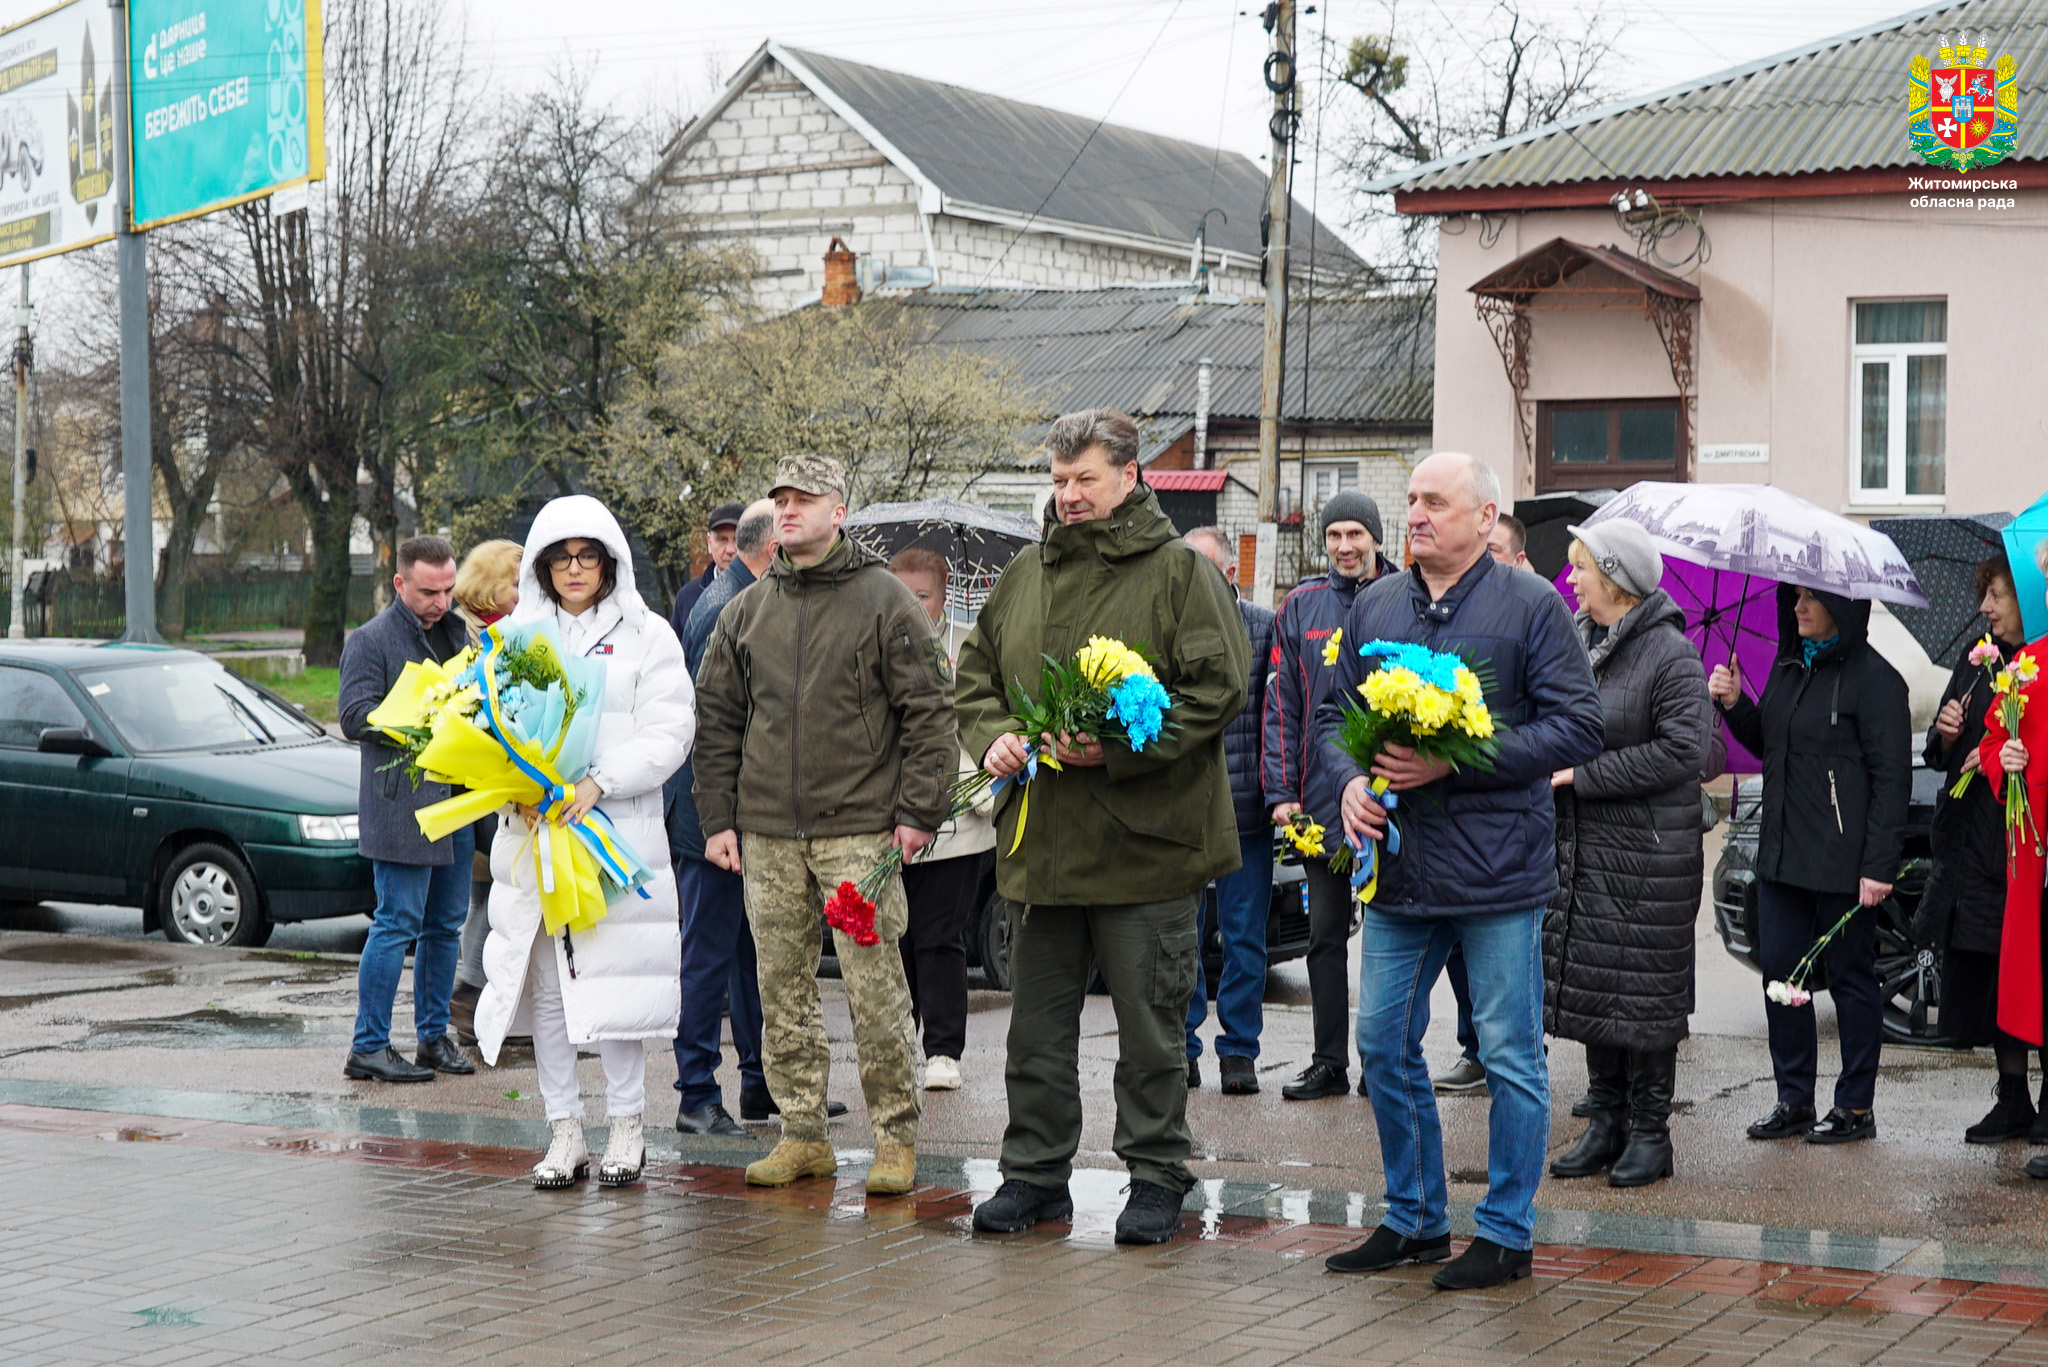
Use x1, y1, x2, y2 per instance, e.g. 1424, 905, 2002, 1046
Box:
889, 287, 1434, 428
1376, 0, 2048, 194
1145, 470, 1234, 491
784, 47, 1360, 266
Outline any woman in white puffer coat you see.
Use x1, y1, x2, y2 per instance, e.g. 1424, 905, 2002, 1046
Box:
473, 495, 693, 1189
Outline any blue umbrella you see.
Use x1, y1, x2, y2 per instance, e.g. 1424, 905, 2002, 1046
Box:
2005, 492, 2048, 644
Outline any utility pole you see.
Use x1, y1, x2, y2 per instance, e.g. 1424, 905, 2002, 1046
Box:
1253, 0, 1295, 609
112, 0, 159, 643
6, 265, 25, 639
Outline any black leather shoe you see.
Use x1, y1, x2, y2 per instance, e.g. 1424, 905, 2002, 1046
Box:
1113, 1179, 1185, 1245
1805, 1106, 1875, 1144
1570, 1091, 1596, 1118
1187, 1057, 1201, 1089
1432, 1236, 1532, 1290
739, 1090, 849, 1122
344, 1046, 435, 1083
2026, 1153, 2048, 1179
675, 1103, 747, 1137
1325, 1225, 1451, 1273
1219, 1056, 1258, 1095
415, 1036, 475, 1075
1746, 1102, 1816, 1140
1282, 1062, 1348, 1101
972, 1179, 1074, 1233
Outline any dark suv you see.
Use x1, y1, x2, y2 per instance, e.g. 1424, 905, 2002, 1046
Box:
1711, 752, 1953, 1046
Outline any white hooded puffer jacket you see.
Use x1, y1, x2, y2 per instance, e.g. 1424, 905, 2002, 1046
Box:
475, 496, 694, 1062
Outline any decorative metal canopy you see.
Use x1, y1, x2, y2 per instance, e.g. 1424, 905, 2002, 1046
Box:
1468, 238, 1700, 490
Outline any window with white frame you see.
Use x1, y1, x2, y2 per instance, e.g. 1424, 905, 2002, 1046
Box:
1303, 460, 1358, 519
1851, 299, 1946, 504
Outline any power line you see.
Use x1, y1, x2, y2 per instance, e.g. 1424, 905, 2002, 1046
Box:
973, 0, 1189, 287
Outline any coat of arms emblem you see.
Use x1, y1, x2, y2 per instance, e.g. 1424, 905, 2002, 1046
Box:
1910, 32, 2018, 172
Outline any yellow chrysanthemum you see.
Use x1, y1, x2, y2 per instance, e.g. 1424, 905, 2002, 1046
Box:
1462, 703, 1496, 740
1453, 666, 1484, 704
1362, 666, 1425, 717
1410, 686, 1457, 734
1077, 635, 1153, 689
1321, 629, 1344, 668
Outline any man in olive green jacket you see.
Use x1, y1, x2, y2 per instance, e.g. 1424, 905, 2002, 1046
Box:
695, 454, 957, 1198
955, 408, 1250, 1245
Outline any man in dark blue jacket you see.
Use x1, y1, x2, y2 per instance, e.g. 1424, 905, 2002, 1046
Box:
667, 502, 744, 643
1262, 491, 1396, 1100
1316, 452, 1602, 1291
1181, 527, 1275, 1095
337, 536, 476, 1085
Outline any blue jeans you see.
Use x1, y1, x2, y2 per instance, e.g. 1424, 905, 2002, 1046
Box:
1357, 906, 1549, 1251
352, 832, 474, 1056
672, 856, 765, 1112
1187, 830, 1273, 1060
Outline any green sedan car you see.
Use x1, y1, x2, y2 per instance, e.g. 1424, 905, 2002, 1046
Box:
0, 642, 375, 946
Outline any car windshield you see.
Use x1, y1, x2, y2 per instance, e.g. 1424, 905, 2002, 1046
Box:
72, 658, 325, 754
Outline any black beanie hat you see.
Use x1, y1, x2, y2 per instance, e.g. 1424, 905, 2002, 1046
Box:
1319, 490, 1383, 545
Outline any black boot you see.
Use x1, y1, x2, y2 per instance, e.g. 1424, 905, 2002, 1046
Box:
1550, 1044, 1629, 1178
1968, 1074, 2037, 1144
1609, 1046, 1676, 1187
2031, 1070, 2048, 1145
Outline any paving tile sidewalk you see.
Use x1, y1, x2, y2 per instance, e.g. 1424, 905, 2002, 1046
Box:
6, 1102, 2048, 1365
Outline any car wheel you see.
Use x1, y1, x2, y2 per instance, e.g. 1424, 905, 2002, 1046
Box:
977, 891, 1014, 992
1874, 891, 1957, 1049
160, 843, 271, 948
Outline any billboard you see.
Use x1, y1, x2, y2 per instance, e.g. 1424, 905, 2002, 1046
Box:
0, 0, 118, 268
129, 0, 323, 229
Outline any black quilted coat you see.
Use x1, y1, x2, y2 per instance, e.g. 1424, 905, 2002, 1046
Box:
1543, 589, 1716, 1049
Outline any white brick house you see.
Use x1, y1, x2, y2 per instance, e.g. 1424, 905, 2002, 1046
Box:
633, 43, 1360, 313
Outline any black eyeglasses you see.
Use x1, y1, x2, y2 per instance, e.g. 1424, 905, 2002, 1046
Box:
543, 549, 606, 572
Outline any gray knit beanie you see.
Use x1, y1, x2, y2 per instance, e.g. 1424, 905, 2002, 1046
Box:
1566, 518, 1663, 600
1319, 490, 1383, 545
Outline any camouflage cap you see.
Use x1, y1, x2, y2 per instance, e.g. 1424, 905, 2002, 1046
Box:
770, 453, 847, 500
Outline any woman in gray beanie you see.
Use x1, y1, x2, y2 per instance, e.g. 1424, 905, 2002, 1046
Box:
1543, 518, 1718, 1186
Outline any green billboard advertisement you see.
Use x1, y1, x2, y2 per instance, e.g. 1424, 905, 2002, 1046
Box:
128, 0, 323, 229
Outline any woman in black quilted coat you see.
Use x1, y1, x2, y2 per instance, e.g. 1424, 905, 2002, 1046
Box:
1544, 521, 1716, 1188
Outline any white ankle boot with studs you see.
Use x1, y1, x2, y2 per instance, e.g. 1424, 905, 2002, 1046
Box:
597, 1114, 645, 1187
532, 1117, 589, 1189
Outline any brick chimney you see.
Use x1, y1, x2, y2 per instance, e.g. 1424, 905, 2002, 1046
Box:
822, 237, 861, 307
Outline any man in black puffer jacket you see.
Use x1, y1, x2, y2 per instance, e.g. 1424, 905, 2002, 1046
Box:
1181, 527, 1275, 1096
1314, 453, 1603, 1292
1711, 584, 1910, 1147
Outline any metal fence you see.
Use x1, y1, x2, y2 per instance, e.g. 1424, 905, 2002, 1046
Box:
2, 572, 379, 638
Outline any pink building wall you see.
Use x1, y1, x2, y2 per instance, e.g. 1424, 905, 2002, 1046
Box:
1429, 190, 2048, 518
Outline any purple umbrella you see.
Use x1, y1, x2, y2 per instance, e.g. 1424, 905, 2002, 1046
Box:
1554, 558, 1776, 774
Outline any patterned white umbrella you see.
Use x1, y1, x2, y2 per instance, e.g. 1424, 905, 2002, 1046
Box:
1581, 482, 1929, 609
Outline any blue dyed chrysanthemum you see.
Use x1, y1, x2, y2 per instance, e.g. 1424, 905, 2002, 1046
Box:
1108, 673, 1172, 751
1356, 639, 1462, 692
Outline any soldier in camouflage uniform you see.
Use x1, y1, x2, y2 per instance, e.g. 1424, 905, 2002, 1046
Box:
693, 454, 956, 1195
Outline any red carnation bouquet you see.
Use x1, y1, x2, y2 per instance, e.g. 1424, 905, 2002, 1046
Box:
824, 772, 992, 947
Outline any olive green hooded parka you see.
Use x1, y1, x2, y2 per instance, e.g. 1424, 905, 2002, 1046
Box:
955, 483, 1250, 907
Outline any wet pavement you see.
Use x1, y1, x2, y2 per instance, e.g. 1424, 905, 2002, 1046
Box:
8, 860, 2048, 1361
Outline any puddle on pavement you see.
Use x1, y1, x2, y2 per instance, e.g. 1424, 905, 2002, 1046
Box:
262, 1134, 363, 1154
98, 1127, 183, 1142
0, 968, 178, 1014
81, 1008, 310, 1050
131, 1305, 202, 1329
0, 940, 164, 965
277, 988, 380, 1008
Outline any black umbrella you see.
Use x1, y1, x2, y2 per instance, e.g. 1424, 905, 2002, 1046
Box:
1513, 489, 1617, 581
843, 498, 1040, 613
1870, 513, 2013, 669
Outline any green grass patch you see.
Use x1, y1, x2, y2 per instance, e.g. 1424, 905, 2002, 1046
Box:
269, 666, 341, 723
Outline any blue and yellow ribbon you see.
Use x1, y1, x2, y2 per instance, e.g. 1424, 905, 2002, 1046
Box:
1349, 776, 1401, 905
990, 741, 1063, 857
398, 625, 651, 937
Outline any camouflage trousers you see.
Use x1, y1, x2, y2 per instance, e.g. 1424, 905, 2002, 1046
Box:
740, 832, 922, 1146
